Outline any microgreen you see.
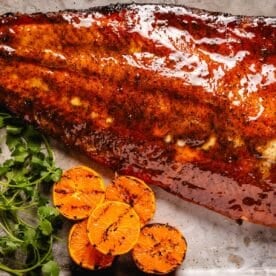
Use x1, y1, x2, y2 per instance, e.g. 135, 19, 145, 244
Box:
0, 110, 62, 275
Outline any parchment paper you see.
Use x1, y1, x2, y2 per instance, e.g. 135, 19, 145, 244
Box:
0, 1, 275, 275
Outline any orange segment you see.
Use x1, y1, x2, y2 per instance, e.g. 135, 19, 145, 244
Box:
105, 175, 156, 226
87, 201, 140, 255
53, 166, 105, 220
132, 223, 187, 274
68, 219, 114, 270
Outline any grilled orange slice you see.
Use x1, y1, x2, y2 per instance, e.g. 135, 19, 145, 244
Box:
53, 166, 105, 220
68, 219, 114, 270
105, 175, 156, 226
132, 223, 187, 274
87, 201, 140, 255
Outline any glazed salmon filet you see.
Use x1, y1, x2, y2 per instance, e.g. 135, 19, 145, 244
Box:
0, 4, 275, 226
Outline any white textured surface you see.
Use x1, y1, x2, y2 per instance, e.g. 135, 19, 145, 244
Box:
0, 1, 275, 275
0, 0, 275, 16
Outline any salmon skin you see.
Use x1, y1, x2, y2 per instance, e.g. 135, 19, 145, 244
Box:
0, 4, 275, 226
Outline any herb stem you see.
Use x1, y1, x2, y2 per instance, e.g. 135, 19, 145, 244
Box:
0, 236, 53, 275
0, 111, 61, 275
41, 135, 53, 161
0, 216, 23, 243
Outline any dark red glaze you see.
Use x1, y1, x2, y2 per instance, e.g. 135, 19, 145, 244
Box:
0, 4, 275, 226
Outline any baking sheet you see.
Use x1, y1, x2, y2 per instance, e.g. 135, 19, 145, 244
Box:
0, 1, 275, 275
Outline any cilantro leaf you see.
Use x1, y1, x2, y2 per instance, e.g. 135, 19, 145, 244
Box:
0, 237, 22, 255
0, 166, 9, 176
0, 117, 4, 128
6, 134, 21, 151
0, 110, 62, 274
38, 206, 59, 222
50, 168, 62, 183
23, 227, 36, 246
6, 125, 23, 135
42, 260, 60, 276
39, 219, 53, 236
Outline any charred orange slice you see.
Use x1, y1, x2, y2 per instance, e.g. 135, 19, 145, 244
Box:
68, 219, 114, 270
132, 223, 187, 274
87, 201, 140, 255
53, 166, 105, 220
105, 175, 156, 226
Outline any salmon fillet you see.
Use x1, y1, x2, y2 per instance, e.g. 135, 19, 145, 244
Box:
0, 4, 275, 226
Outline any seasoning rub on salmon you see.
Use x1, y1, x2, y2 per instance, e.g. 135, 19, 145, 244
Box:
0, 4, 275, 226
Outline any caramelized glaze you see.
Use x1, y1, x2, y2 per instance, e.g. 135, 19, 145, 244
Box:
0, 4, 275, 226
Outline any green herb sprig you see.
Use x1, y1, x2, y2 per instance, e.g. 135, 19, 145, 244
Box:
0, 111, 62, 275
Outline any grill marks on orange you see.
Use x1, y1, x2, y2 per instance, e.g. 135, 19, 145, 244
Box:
53, 166, 188, 272
132, 223, 187, 274
105, 176, 156, 226
53, 166, 105, 220
68, 219, 114, 270
87, 201, 140, 255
